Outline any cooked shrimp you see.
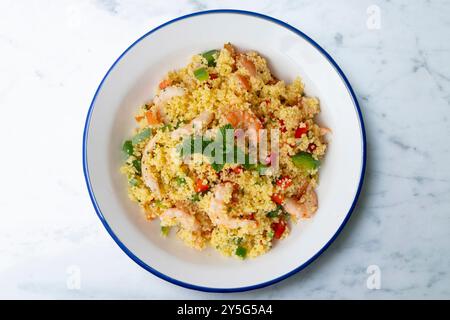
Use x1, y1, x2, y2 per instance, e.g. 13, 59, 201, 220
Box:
158, 79, 172, 90
160, 208, 200, 232
226, 109, 262, 146
208, 183, 257, 229
141, 136, 161, 196
153, 86, 186, 124
154, 86, 185, 105
236, 74, 251, 91
171, 110, 214, 139
237, 54, 256, 77
282, 184, 318, 219
320, 127, 332, 136
226, 109, 262, 132
223, 43, 237, 71
224, 43, 237, 57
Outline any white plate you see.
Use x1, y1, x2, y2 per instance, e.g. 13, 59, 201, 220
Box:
83, 10, 366, 292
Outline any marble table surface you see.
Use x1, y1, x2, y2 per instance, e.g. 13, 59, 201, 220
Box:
0, 0, 449, 299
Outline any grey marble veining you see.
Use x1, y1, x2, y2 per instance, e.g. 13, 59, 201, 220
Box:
0, 0, 449, 299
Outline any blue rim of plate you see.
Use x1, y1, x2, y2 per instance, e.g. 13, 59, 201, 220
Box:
83, 9, 367, 293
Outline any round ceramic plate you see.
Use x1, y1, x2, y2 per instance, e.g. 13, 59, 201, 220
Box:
83, 10, 366, 292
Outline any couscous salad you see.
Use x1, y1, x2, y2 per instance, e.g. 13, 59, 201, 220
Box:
120, 43, 329, 259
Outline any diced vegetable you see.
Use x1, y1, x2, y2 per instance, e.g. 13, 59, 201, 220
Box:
194, 67, 209, 81
122, 140, 134, 156
235, 246, 247, 258
161, 226, 170, 236
256, 163, 269, 175
279, 119, 287, 133
132, 159, 141, 174
295, 125, 308, 138
271, 193, 284, 205
195, 178, 209, 193
191, 193, 200, 202
145, 111, 160, 125
271, 220, 286, 239
308, 143, 317, 152
291, 151, 320, 171
176, 176, 186, 186
135, 115, 144, 122
211, 162, 224, 172
201, 49, 219, 67
132, 128, 151, 145
276, 176, 293, 189
154, 200, 167, 208
129, 178, 139, 186
159, 79, 171, 90
266, 205, 282, 218
267, 230, 275, 239
232, 166, 243, 174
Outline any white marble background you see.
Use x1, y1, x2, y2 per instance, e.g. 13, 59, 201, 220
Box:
0, 0, 449, 299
